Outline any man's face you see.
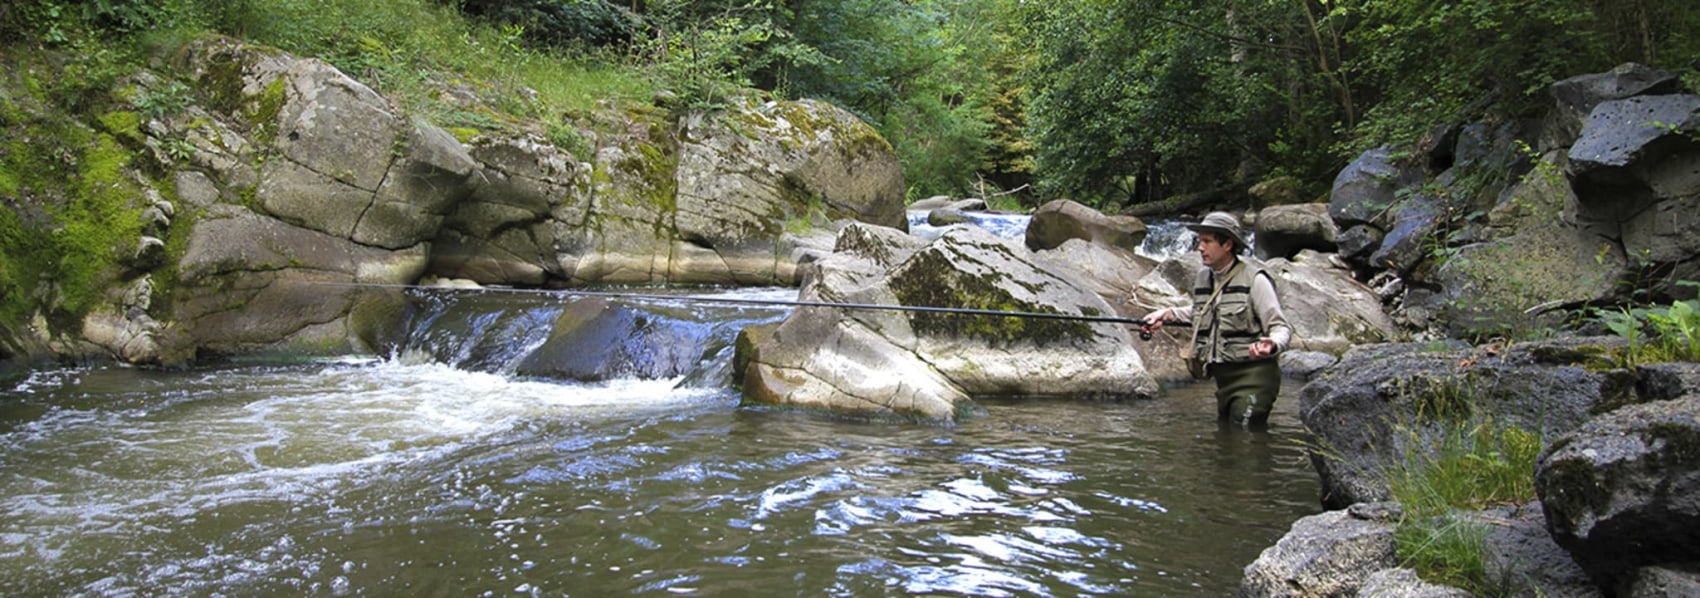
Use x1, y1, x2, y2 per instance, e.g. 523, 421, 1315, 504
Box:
1198, 231, 1234, 270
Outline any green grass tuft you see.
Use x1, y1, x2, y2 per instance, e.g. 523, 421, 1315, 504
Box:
1386, 414, 1541, 596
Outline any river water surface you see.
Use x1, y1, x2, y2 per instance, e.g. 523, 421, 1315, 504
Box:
3, 242, 1318, 597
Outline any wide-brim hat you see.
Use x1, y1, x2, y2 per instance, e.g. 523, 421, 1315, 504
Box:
1185, 211, 1250, 253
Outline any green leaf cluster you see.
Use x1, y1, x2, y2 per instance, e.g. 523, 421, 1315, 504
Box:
1596, 281, 1700, 366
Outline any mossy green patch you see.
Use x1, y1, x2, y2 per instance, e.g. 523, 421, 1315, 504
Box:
55, 132, 147, 316
247, 76, 288, 144
446, 126, 481, 144
889, 249, 1092, 345
1541, 456, 1613, 519
1646, 422, 1700, 465
98, 110, 145, 144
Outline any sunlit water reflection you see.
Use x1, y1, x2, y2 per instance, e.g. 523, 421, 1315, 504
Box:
1, 356, 1317, 596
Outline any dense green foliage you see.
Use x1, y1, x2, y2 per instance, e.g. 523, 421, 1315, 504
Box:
3, 0, 1699, 338
8, 0, 1695, 209
1022, 0, 1700, 208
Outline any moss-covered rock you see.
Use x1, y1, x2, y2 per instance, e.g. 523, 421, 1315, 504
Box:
1535, 396, 1700, 590
742, 225, 1156, 423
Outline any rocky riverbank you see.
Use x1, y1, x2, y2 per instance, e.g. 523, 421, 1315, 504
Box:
1236, 62, 1700, 596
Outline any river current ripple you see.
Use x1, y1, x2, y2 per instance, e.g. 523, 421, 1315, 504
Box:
0, 357, 1318, 596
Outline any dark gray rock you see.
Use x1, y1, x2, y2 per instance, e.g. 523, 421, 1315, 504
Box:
1433, 151, 1628, 341
1568, 94, 1700, 181
515, 299, 713, 381
1536, 397, 1700, 590
1368, 198, 1442, 275
1624, 564, 1700, 598
1329, 147, 1403, 227
1638, 363, 1700, 403
1301, 338, 1626, 509
1550, 63, 1682, 148
1336, 224, 1384, 262
1468, 503, 1602, 597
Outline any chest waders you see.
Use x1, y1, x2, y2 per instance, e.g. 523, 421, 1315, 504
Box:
1192, 262, 1281, 424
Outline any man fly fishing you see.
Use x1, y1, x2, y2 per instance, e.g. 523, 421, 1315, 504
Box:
1141, 212, 1292, 427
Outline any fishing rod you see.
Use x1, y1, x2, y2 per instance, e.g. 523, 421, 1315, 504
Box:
313, 281, 1184, 339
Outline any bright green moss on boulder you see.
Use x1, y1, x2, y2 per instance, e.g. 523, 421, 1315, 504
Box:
889, 249, 1093, 345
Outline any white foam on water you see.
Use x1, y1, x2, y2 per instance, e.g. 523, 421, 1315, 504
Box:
0, 360, 728, 588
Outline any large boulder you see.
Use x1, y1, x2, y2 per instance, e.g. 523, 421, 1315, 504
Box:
1300, 338, 1630, 508
173, 204, 427, 355
1024, 199, 1147, 254
158, 41, 458, 358
1536, 396, 1700, 591
1329, 147, 1406, 227
1254, 203, 1337, 260
434, 96, 906, 287
435, 133, 584, 285
1567, 94, 1700, 181
1546, 63, 1682, 151
1367, 196, 1443, 276
1426, 151, 1629, 339
742, 225, 1156, 422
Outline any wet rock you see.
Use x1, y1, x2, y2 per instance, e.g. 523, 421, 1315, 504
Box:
926, 208, 971, 226
517, 298, 714, 381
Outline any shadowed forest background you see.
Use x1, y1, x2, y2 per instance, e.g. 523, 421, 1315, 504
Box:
6, 0, 1696, 211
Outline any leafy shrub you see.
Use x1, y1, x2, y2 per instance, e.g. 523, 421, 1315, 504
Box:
1595, 281, 1700, 366
449, 0, 638, 50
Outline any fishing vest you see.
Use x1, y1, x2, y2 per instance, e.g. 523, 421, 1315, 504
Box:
1192, 261, 1273, 365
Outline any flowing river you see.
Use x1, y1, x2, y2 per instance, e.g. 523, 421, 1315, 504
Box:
2, 219, 1318, 596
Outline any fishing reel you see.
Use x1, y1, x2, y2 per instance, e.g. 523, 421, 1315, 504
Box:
1138, 322, 1154, 342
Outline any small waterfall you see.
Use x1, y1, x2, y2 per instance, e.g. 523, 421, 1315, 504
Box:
398, 287, 794, 384
906, 210, 1200, 261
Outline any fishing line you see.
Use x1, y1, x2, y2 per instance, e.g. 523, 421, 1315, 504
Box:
308, 280, 1172, 330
